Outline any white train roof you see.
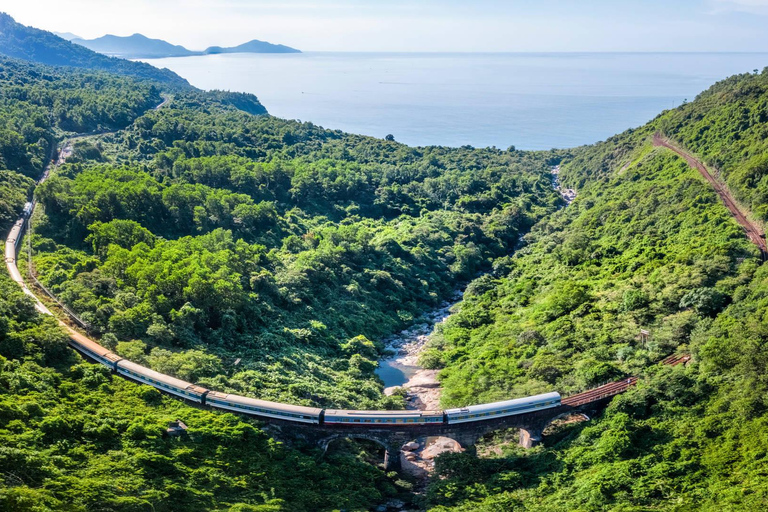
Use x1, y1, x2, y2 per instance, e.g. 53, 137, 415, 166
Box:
206, 391, 322, 415
324, 409, 443, 417
118, 359, 207, 394
444, 392, 561, 415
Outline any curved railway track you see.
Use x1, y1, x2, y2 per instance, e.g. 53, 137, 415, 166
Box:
4, 130, 687, 432
653, 133, 768, 257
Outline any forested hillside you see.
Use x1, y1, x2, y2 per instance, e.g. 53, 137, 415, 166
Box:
0, 52, 426, 510
0, 272, 405, 510
0, 13, 188, 87
0, 55, 164, 235
425, 68, 768, 510
0, 48, 561, 510
30, 92, 561, 409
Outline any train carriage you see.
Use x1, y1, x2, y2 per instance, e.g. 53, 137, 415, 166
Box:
116, 359, 209, 403
323, 409, 444, 426
444, 392, 560, 424
67, 329, 122, 369
205, 391, 322, 424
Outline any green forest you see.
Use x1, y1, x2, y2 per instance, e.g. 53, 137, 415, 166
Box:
3, 9, 768, 511
28, 93, 560, 409
423, 68, 768, 510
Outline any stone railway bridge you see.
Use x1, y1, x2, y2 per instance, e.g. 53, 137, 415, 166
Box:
262, 364, 686, 471
7, 139, 695, 472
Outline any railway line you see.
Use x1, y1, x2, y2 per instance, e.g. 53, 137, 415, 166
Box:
4, 132, 688, 434
4, 146, 563, 427
653, 133, 768, 257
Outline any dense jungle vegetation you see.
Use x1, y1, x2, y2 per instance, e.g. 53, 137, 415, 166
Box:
31, 95, 560, 408
0, 273, 408, 511
3, 13, 768, 509
0, 55, 163, 185
0, 50, 412, 511
424, 68, 768, 510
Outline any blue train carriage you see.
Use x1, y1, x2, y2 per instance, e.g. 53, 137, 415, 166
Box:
205, 391, 323, 424
322, 409, 445, 426
444, 392, 561, 424
116, 359, 209, 404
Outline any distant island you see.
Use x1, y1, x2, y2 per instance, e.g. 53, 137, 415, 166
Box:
72, 33, 301, 59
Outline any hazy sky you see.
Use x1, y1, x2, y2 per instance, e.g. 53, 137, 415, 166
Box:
2, 0, 768, 52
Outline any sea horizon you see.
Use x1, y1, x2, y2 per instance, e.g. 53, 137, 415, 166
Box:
141, 51, 768, 149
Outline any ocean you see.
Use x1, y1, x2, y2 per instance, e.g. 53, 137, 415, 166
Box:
142, 52, 768, 150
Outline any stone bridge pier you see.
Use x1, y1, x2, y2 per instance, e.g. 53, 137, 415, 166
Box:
264, 405, 589, 471
260, 400, 613, 471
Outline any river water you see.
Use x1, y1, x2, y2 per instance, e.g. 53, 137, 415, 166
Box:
376, 165, 577, 407
375, 291, 461, 409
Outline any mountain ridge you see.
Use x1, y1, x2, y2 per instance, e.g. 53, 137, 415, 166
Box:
72, 33, 301, 59
0, 13, 190, 87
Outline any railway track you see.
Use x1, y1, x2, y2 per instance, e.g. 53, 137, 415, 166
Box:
653, 133, 768, 257
561, 377, 638, 407
4, 121, 694, 432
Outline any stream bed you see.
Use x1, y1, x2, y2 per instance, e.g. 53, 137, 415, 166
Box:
376, 291, 461, 410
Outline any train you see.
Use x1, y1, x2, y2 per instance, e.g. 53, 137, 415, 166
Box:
5, 199, 562, 428
70, 327, 560, 425
57, 322, 563, 427
5, 202, 52, 315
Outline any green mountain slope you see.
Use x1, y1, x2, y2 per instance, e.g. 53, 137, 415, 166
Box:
0, 13, 189, 87
30, 98, 559, 408
425, 68, 768, 510
0, 272, 400, 510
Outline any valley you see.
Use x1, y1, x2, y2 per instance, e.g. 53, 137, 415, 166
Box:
1, 9, 768, 511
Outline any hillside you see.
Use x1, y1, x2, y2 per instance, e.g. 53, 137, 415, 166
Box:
72, 33, 195, 58
0, 55, 413, 511
424, 68, 768, 510
73, 33, 301, 59
0, 13, 189, 87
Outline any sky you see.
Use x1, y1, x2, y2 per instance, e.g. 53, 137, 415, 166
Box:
1, 0, 768, 52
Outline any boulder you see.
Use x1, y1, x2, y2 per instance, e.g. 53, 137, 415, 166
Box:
402, 441, 420, 451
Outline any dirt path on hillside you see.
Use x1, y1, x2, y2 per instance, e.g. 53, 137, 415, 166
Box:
653, 133, 767, 257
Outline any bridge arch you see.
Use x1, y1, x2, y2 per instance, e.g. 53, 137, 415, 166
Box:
318, 433, 402, 471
